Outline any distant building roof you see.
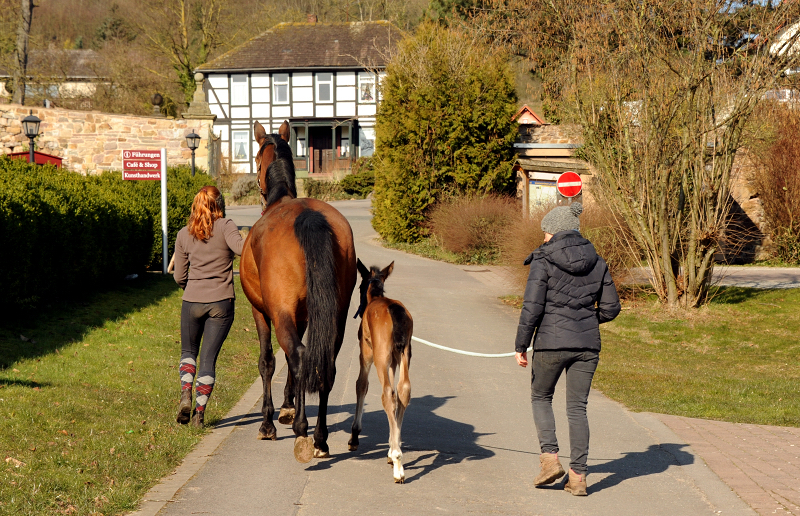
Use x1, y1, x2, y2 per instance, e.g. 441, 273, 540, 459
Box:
513, 105, 546, 125
0, 49, 105, 79
197, 21, 403, 73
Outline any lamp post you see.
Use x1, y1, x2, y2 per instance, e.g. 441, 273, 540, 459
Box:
185, 130, 200, 177
22, 110, 41, 165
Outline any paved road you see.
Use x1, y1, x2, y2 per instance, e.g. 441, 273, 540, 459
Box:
145, 200, 756, 516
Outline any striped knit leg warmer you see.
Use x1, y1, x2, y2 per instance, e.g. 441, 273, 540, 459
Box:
179, 357, 196, 392
194, 375, 215, 413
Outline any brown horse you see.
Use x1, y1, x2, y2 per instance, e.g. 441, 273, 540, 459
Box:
348, 259, 413, 483
240, 120, 357, 463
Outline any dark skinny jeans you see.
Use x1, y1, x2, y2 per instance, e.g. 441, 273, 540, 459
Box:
531, 349, 599, 476
180, 299, 235, 379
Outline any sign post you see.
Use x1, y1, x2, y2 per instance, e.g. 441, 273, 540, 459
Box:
556, 171, 583, 198
123, 149, 168, 274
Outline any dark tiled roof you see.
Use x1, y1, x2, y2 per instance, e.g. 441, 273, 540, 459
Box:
197, 21, 403, 72
0, 49, 105, 79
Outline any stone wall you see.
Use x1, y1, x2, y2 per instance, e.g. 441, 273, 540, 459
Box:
0, 104, 214, 174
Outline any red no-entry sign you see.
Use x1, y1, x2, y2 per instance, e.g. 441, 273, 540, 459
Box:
556, 172, 583, 198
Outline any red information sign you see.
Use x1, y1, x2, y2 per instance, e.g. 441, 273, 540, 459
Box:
556, 171, 583, 198
123, 150, 163, 180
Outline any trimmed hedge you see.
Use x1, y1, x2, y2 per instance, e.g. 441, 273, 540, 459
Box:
0, 159, 214, 307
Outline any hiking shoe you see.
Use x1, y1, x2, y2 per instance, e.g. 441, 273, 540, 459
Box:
564, 468, 587, 496
191, 410, 204, 428
176, 389, 192, 425
534, 452, 565, 486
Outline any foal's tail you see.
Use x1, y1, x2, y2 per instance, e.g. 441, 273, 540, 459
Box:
388, 304, 412, 357
294, 209, 338, 393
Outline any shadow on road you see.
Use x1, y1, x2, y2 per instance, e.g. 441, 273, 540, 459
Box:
299, 394, 495, 483
585, 443, 694, 494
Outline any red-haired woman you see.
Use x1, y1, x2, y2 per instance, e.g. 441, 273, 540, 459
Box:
173, 186, 244, 427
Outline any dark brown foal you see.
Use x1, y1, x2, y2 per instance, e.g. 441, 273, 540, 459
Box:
348, 259, 413, 483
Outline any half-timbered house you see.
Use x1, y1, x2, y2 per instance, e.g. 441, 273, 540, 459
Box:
196, 19, 401, 177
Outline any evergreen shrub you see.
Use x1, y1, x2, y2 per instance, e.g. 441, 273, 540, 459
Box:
371, 23, 518, 243
0, 159, 214, 306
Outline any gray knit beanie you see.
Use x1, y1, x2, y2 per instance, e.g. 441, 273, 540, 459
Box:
541, 202, 583, 235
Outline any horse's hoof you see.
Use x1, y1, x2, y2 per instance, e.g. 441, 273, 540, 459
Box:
278, 407, 295, 425
257, 431, 277, 441
348, 443, 358, 451
313, 448, 330, 459
293, 436, 315, 463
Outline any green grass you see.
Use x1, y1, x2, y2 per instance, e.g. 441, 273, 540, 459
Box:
381, 237, 499, 265
502, 287, 800, 427
0, 275, 268, 515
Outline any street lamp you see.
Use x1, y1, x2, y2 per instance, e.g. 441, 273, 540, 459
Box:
22, 110, 41, 165
186, 130, 200, 177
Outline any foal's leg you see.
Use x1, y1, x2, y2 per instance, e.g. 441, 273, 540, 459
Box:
392, 346, 412, 483
348, 327, 373, 451
376, 349, 404, 483
252, 307, 277, 441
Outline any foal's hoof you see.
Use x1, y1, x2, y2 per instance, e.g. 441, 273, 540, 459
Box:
293, 436, 315, 463
394, 476, 405, 484
387, 456, 393, 465
313, 448, 330, 459
278, 407, 295, 425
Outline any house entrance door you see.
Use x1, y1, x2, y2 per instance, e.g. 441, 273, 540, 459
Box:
309, 126, 334, 174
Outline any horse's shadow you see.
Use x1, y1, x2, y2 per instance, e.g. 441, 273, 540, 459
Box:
537, 443, 694, 494
304, 394, 495, 483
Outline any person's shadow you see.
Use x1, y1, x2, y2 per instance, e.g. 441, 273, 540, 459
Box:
585, 444, 695, 494
305, 394, 495, 483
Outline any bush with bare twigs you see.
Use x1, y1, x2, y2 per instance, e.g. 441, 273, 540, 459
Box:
498, 202, 638, 293
752, 108, 800, 264
428, 195, 518, 263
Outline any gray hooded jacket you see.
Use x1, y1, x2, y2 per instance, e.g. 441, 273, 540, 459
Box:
514, 231, 621, 353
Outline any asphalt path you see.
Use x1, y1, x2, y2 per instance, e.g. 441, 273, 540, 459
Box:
153, 200, 756, 516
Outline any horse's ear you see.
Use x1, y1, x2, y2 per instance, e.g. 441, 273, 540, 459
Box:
380, 261, 394, 281
254, 121, 268, 146
357, 258, 370, 278
278, 120, 290, 142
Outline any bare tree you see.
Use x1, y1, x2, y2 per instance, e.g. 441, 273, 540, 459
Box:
476, 0, 800, 307
11, 0, 34, 105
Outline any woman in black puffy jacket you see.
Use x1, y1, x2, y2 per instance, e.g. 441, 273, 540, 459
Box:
514, 202, 621, 496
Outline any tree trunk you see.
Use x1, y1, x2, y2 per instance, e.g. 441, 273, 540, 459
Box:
11, 0, 33, 106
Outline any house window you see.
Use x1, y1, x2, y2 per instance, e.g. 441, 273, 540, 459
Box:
359, 73, 375, 103
231, 75, 248, 105
316, 73, 332, 103
273, 73, 289, 104
232, 130, 249, 161
295, 127, 307, 157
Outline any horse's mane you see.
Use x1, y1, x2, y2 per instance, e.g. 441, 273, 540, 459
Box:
265, 133, 297, 207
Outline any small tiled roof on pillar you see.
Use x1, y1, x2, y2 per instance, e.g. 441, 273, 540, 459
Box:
197, 21, 403, 72
513, 105, 546, 125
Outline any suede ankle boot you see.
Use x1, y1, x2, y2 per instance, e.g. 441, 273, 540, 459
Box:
534, 452, 565, 486
564, 468, 588, 496
176, 389, 192, 425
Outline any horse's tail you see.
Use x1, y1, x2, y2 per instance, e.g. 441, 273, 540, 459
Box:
294, 209, 338, 394
388, 303, 412, 357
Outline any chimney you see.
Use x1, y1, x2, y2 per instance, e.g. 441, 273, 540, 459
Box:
307, 13, 317, 24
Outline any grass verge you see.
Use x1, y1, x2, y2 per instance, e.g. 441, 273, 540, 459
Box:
0, 275, 268, 515
502, 287, 800, 427
381, 237, 497, 265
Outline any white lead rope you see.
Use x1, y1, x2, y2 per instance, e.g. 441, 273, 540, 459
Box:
411, 336, 532, 358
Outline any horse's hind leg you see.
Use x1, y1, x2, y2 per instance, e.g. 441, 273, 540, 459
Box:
252, 307, 277, 441
275, 316, 313, 463
348, 330, 373, 451
313, 313, 346, 458
392, 347, 412, 483
278, 321, 304, 426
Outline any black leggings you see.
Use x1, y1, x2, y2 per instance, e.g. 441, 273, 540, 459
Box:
180, 299, 235, 378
